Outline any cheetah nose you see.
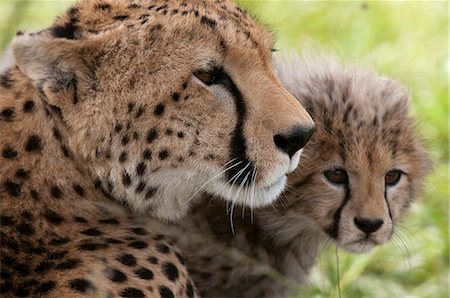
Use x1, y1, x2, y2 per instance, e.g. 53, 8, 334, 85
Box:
274, 125, 315, 158
354, 217, 384, 234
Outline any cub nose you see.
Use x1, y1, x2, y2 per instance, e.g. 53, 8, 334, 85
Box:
354, 217, 384, 234
274, 125, 315, 158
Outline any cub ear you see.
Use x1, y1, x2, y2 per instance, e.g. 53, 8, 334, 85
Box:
11, 33, 91, 106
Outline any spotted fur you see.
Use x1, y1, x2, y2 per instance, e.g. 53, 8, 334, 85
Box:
0, 1, 314, 296
161, 54, 431, 297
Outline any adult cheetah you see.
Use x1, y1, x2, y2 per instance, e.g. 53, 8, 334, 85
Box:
160, 54, 431, 297
0, 1, 315, 297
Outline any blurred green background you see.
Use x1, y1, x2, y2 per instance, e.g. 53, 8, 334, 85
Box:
1, 1, 448, 297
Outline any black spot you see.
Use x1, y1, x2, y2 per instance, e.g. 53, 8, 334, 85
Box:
128, 3, 141, 9
35, 281, 56, 294
106, 238, 123, 244
119, 151, 128, 162
165, 128, 173, 135
145, 187, 157, 199
15, 168, 30, 179
162, 262, 179, 281
21, 211, 32, 220
68, 278, 93, 293
55, 258, 81, 270
74, 216, 88, 223
0, 69, 13, 88
50, 237, 69, 246
135, 181, 146, 194
121, 135, 130, 145
0, 215, 15, 226
153, 234, 165, 241
80, 228, 103, 236
34, 261, 54, 273
147, 128, 158, 143
159, 286, 174, 298
52, 22, 77, 40
113, 15, 129, 21
50, 186, 63, 198
100, 218, 120, 225
142, 149, 152, 160
23, 100, 35, 112
186, 281, 194, 298
79, 242, 108, 251
127, 102, 135, 113
115, 123, 123, 133
2, 146, 17, 159
200, 16, 217, 29
105, 268, 127, 283
61, 145, 70, 157
120, 287, 145, 298
122, 171, 132, 187
128, 241, 148, 249
135, 107, 145, 118
175, 252, 185, 265
177, 131, 185, 138
16, 222, 34, 236
1, 108, 15, 120
30, 189, 40, 200
96, 3, 111, 10
155, 243, 170, 254
116, 253, 137, 267
52, 127, 62, 141
172, 92, 180, 102
133, 131, 140, 140
153, 103, 165, 116
131, 227, 148, 235
25, 135, 43, 152
4, 180, 21, 196
47, 250, 68, 260
134, 267, 153, 280
44, 210, 65, 224
136, 162, 146, 176
158, 149, 170, 160
73, 184, 85, 196
147, 256, 158, 264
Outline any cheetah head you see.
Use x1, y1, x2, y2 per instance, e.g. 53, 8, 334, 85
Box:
11, 0, 314, 221
274, 55, 430, 253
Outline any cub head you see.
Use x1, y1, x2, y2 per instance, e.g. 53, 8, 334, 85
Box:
274, 55, 430, 253
11, 0, 314, 220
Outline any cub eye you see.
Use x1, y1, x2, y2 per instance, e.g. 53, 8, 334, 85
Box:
385, 170, 402, 186
323, 169, 348, 185
194, 70, 220, 86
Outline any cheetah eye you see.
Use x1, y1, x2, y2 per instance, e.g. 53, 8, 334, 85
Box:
323, 168, 348, 185
385, 170, 402, 186
194, 69, 221, 86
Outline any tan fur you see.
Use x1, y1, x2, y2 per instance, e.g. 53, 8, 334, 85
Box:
160, 54, 431, 297
0, 1, 314, 297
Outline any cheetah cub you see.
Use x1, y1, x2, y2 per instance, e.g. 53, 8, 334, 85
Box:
163, 54, 431, 297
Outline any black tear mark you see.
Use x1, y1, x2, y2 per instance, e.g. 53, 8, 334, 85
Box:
51, 22, 77, 40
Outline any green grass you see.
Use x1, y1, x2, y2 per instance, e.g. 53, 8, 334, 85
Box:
1, 1, 448, 297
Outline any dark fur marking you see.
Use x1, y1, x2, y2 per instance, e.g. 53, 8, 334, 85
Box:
1, 108, 15, 120
80, 228, 103, 236
154, 103, 165, 116
34, 261, 54, 274
15, 168, 30, 179
25, 135, 43, 152
116, 254, 137, 267
44, 210, 65, 224
128, 241, 148, 249
136, 162, 146, 176
186, 280, 194, 298
4, 180, 21, 196
105, 268, 127, 283
16, 222, 34, 236
79, 242, 108, 251
35, 281, 56, 294
135, 267, 154, 280
119, 151, 128, 162
142, 149, 152, 160
158, 149, 169, 160
145, 187, 157, 199
135, 181, 146, 193
100, 218, 119, 225
122, 171, 132, 187
120, 288, 145, 298
51, 22, 77, 40
113, 15, 129, 21
325, 184, 351, 239
50, 186, 62, 199
73, 184, 85, 196
55, 258, 81, 270
159, 286, 174, 298
147, 128, 158, 143
147, 256, 158, 264
68, 278, 93, 293
172, 92, 180, 102
155, 243, 170, 254
2, 146, 18, 158
162, 262, 179, 281
201, 16, 217, 29
0, 68, 13, 88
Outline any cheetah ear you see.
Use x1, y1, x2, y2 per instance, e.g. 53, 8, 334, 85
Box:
11, 32, 92, 107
